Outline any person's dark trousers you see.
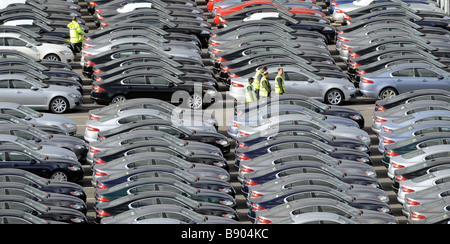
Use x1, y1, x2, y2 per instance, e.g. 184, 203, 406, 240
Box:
71, 43, 82, 54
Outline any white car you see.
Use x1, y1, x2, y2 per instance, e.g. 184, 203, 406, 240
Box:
0, 32, 74, 63
397, 169, 450, 204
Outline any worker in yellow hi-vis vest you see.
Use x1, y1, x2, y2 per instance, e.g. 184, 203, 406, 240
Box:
67, 17, 84, 54
245, 77, 257, 103
259, 71, 271, 99
253, 66, 267, 99
274, 68, 285, 95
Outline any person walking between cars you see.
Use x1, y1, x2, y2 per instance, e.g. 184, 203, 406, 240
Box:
67, 17, 84, 54
253, 66, 267, 98
245, 77, 258, 103
259, 71, 271, 99
274, 68, 285, 95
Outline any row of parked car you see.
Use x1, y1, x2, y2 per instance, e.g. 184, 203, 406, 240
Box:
373, 89, 450, 224
333, 0, 450, 99
226, 94, 398, 224
81, 98, 243, 224
207, 0, 358, 105
0, 0, 87, 113
84, 0, 223, 109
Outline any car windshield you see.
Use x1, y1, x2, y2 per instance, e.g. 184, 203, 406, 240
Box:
17, 105, 42, 118
15, 137, 40, 150
23, 171, 49, 185
24, 198, 48, 212
25, 77, 48, 88
306, 98, 330, 111
22, 148, 46, 161
19, 35, 39, 46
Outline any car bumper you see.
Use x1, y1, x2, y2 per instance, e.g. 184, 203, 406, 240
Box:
359, 84, 379, 99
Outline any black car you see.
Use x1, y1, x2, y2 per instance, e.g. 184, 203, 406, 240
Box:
0, 195, 87, 224
92, 140, 228, 169
94, 191, 238, 224
0, 168, 86, 202
0, 124, 88, 161
0, 145, 84, 183
0, 181, 87, 214
97, 119, 231, 154
90, 70, 220, 109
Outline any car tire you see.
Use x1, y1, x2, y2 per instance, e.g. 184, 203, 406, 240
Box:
50, 97, 69, 114
379, 88, 398, 100
50, 170, 69, 182
111, 95, 127, 104
44, 54, 61, 61
188, 93, 203, 109
325, 89, 344, 105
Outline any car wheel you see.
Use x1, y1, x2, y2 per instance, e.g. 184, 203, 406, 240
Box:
188, 93, 203, 109
50, 97, 69, 114
44, 54, 61, 61
379, 88, 398, 100
325, 89, 344, 105
50, 170, 68, 182
111, 95, 127, 104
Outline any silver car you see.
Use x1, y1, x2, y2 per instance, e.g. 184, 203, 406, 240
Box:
228, 104, 360, 138
378, 110, 450, 134
234, 114, 370, 146
388, 144, 450, 179
402, 182, 450, 217
83, 108, 216, 143
91, 152, 230, 186
0, 134, 77, 160
371, 100, 450, 133
274, 212, 360, 224
359, 63, 450, 100
86, 130, 223, 164
0, 74, 82, 114
0, 102, 77, 136
228, 66, 357, 105
377, 120, 450, 153
407, 196, 450, 224
397, 169, 450, 204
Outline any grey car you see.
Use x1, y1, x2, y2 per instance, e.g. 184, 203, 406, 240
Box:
87, 98, 218, 128
402, 182, 450, 216
377, 120, 450, 153
0, 74, 82, 114
83, 108, 216, 143
254, 198, 398, 224
91, 152, 230, 186
407, 196, 450, 224
0, 102, 77, 136
87, 130, 223, 164
378, 110, 450, 134
0, 134, 77, 160
371, 99, 450, 133
359, 63, 450, 100
274, 212, 360, 224
100, 204, 239, 224
397, 169, 450, 204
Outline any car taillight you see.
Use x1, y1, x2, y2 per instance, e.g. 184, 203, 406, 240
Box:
96, 194, 109, 202
237, 153, 251, 160
94, 158, 107, 164
83, 43, 92, 49
342, 44, 350, 51
94, 169, 108, 177
89, 114, 99, 120
349, 52, 360, 58
336, 30, 344, 34
382, 137, 395, 144
96, 209, 111, 217
237, 142, 247, 148
96, 182, 108, 189
94, 77, 103, 82
361, 77, 374, 84
87, 126, 100, 132
93, 68, 103, 73
92, 85, 105, 92
210, 40, 220, 46
98, 136, 105, 141
244, 178, 258, 186
95, 9, 103, 13
222, 66, 230, 72
375, 117, 387, 123
406, 198, 420, 206
410, 212, 426, 220
382, 126, 392, 132
100, 22, 108, 27
256, 217, 272, 224
231, 82, 244, 87
250, 191, 263, 198
216, 56, 226, 62
344, 14, 352, 20
376, 105, 387, 111
89, 1, 97, 6
349, 61, 361, 68
82, 52, 92, 57
338, 36, 348, 42
240, 165, 254, 173
331, 2, 339, 6
89, 147, 101, 153
252, 203, 266, 211
229, 73, 239, 78
401, 186, 415, 193
395, 174, 408, 181
232, 121, 242, 127
84, 36, 92, 41
85, 60, 95, 66
386, 149, 400, 156
335, 9, 344, 13
357, 70, 367, 75
392, 161, 405, 169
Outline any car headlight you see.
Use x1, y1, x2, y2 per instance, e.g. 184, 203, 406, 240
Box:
357, 135, 369, 142
203, 89, 218, 95
66, 156, 77, 160
73, 145, 85, 150
363, 170, 376, 177
355, 146, 368, 152
68, 165, 82, 171
220, 200, 234, 206
350, 114, 362, 120
216, 173, 229, 181
219, 187, 233, 194
216, 139, 229, 145
376, 195, 389, 203
70, 191, 84, 197
343, 86, 355, 91
62, 123, 75, 129
68, 93, 81, 99
59, 50, 72, 56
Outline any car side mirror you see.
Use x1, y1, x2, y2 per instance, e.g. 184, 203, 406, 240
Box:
307, 78, 314, 83
30, 86, 39, 91
24, 115, 32, 121
34, 138, 42, 143
30, 159, 37, 165
26, 44, 32, 48
169, 82, 175, 87
437, 74, 444, 80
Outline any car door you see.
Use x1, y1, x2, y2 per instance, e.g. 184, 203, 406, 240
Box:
2, 37, 40, 60
4, 151, 46, 177
390, 68, 419, 93
284, 71, 321, 98
0, 79, 15, 103
121, 75, 149, 100
415, 68, 450, 91
146, 76, 175, 101
8, 79, 46, 108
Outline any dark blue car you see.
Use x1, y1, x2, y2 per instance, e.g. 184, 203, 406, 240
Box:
247, 185, 391, 220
